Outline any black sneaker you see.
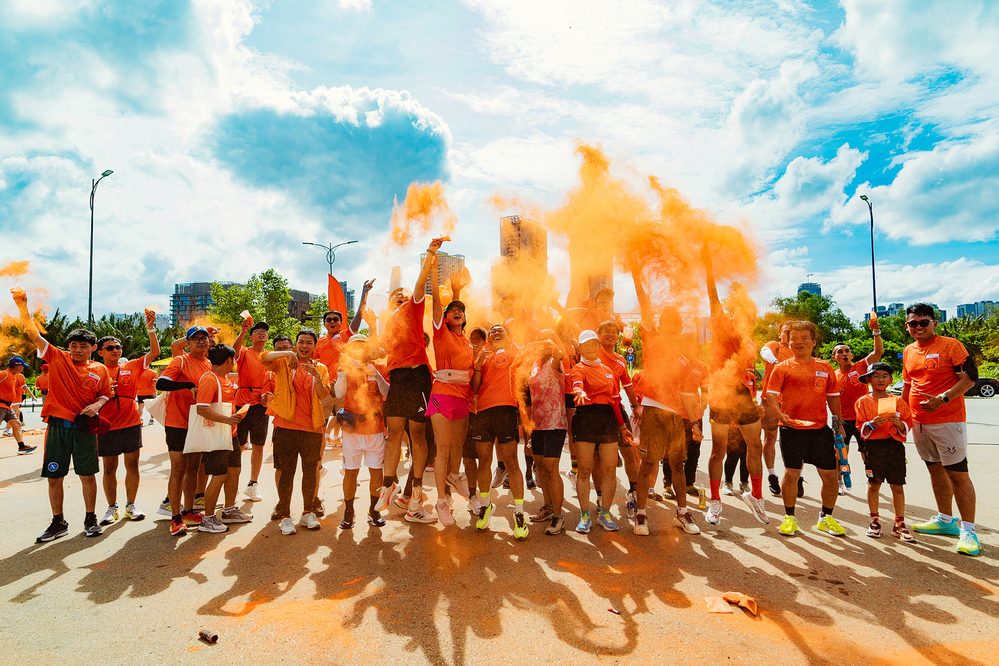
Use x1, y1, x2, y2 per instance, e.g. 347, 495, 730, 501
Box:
526, 478, 537, 490
768, 474, 781, 497
367, 509, 386, 527
37, 518, 69, 543
339, 508, 355, 530
84, 517, 103, 538
797, 477, 805, 498
313, 498, 325, 518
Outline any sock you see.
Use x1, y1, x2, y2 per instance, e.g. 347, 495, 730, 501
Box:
479, 491, 489, 505
85, 511, 96, 522
894, 515, 904, 524
108, 503, 117, 509
53, 513, 64, 523
17, 441, 26, 449
344, 498, 354, 512
126, 502, 135, 507
163, 496, 169, 504
767, 467, 776, 477
595, 490, 602, 499
637, 508, 646, 516
784, 506, 795, 516
628, 481, 637, 493
497, 461, 506, 471
413, 477, 422, 489
960, 521, 976, 532
938, 513, 954, 523
224, 505, 235, 512
677, 507, 689, 515
514, 499, 524, 515
384, 475, 397, 487
173, 513, 182, 522
710, 479, 721, 501
195, 492, 204, 499
247, 480, 257, 487
821, 506, 833, 517
370, 495, 379, 511
870, 512, 880, 522
750, 474, 763, 498
570, 457, 578, 473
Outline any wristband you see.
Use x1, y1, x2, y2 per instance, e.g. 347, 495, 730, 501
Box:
872, 331, 881, 337
147, 328, 156, 333
940, 394, 950, 404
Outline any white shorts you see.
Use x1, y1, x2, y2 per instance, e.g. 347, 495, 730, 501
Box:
913, 422, 967, 466
342, 432, 386, 470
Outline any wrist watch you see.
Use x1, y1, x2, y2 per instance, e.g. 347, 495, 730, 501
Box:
940, 394, 950, 403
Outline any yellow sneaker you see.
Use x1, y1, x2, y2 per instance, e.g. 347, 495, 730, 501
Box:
817, 515, 846, 536
778, 515, 798, 536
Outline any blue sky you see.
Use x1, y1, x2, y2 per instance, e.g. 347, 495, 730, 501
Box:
2, 0, 998, 324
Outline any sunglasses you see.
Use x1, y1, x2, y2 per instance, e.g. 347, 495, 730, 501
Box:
906, 319, 933, 329
102, 345, 122, 351
325, 318, 341, 323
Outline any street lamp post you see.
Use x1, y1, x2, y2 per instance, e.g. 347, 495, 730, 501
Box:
88, 169, 114, 329
302, 240, 358, 275
860, 195, 876, 312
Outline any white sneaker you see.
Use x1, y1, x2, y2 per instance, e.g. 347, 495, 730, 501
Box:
300, 512, 321, 530
375, 482, 398, 513
405, 508, 438, 524
491, 467, 508, 488
446, 473, 470, 499
221, 506, 253, 524
437, 499, 455, 526
319, 463, 329, 484
721, 482, 734, 496
563, 470, 577, 492
674, 509, 701, 534
468, 494, 483, 514
838, 479, 847, 496
198, 516, 229, 533
741, 491, 769, 525
156, 500, 172, 517
280, 517, 296, 535
243, 483, 263, 502
705, 499, 723, 525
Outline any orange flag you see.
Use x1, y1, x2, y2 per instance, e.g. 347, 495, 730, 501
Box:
328, 274, 348, 317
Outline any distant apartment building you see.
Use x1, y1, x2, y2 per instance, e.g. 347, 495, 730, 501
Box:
956, 300, 997, 319
419, 251, 466, 296
338, 281, 356, 313
797, 282, 822, 297
493, 215, 548, 306
170, 281, 318, 326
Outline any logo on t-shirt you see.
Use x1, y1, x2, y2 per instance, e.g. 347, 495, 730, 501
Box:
925, 353, 940, 370
813, 371, 828, 392
47, 462, 59, 472
84, 372, 100, 391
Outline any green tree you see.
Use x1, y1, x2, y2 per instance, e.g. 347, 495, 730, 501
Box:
208, 269, 299, 338
763, 292, 858, 345
303, 294, 329, 331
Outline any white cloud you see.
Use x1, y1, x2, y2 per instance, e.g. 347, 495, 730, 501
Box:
337, 0, 372, 10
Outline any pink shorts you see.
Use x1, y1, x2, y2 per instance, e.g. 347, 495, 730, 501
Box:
426, 394, 470, 420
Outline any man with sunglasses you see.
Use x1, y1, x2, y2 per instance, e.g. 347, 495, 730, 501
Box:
901, 304, 980, 556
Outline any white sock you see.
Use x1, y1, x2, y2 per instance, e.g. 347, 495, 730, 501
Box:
938, 513, 955, 523
767, 467, 776, 476
960, 521, 976, 532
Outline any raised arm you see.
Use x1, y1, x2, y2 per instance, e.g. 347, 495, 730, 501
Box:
630, 264, 654, 330
142, 308, 162, 366
414, 238, 443, 304
701, 242, 722, 318
350, 279, 376, 333
10, 289, 46, 350
233, 316, 252, 355
865, 318, 884, 364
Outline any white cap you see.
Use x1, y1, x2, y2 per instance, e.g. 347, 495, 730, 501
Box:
578, 330, 599, 345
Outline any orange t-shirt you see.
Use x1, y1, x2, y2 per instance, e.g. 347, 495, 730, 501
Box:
598, 346, 631, 405
235, 346, 269, 407
384, 296, 430, 371
35, 372, 50, 393
638, 326, 696, 415
855, 394, 913, 443
477, 346, 519, 411
340, 359, 387, 435
431, 319, 474, 403
100, 357, 148, 431
315, 329, 352, 375
834, 359, 870, 421
0, 371, 22, 403
568, 360, 618, 406
766, 357, 838, 429
760, 340, 793, 393
903, 335, 969, 424
271, 367, 324, 433
161, 353, 212, 429
710, 314, 756, 389
38, 342, 112, 423
196, 370, 238, 437
136, 368, 157, 396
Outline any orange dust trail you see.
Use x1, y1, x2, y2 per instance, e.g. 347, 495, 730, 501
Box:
388, 181, 457, 247
2, 264, 50, 359
0, 261, 30, 278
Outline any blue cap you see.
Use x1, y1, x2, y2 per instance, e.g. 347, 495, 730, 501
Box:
186, 326, 209, 339
7, 357, 28, 367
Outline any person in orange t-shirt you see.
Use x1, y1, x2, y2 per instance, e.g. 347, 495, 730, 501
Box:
901, 303, 979, 555
760, 321, 793, 496
855, 363, 914, 542
135, 366, 157, 425
233, 319, 273, 502
94, 308, 160, 525
1, 358, 34, 454
374, 240, 439, 521
12, 288, 112, 542
596, 320, 641, 520
765, 321, 845, 538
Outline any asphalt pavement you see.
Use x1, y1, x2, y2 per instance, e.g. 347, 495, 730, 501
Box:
1, 399, 997, 665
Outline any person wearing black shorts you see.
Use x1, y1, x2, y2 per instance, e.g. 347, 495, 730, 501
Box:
233, 318, 273, 503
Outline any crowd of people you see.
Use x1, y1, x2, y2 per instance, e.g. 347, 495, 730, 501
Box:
4, 239, 983, 557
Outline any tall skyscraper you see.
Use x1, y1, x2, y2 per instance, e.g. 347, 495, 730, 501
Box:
797, 282, 822, 297
493, 215, 549, 306
420, 251, 465, 295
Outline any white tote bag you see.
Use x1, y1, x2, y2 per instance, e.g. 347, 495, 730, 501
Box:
183, 374, 233, 454
145, 391, 169, 426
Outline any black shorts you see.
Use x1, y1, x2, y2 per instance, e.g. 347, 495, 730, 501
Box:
709, 383, 760, 426
97, 425, 143, 457
842, 419, 863, 453
471, 405, 520, 444
532, 429, 566, 458
236, 403, 270, 446
463, 413, 478, 458
136, 394, 156, 404
165, 426, 188, 453
864, 437, 906, 486
203, 437, 242, 476
0, 406, 15, 423
572, 404, 619, 445
564, 394, 575, 410
779, 425, 837, 471
383, 365, 432, 422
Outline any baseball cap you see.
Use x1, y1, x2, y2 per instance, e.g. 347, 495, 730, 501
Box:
7, 357, 28, 368
859, 362, 894, 384
347, 334, 369, 345
186, 326, 209, 339
578, 330, 599, 345
249, 321, 270, 334
445, 300, 466, 313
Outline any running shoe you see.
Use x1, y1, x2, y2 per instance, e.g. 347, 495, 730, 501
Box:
156, 500, 172, 517
596, 510, 619, 532
768, 474, 781, 497
546, 515, 565, 535
741, 491, 769, 525
777, 514, 798, 536
148, 417, 154, 425
198, 516, 228, 533
957, 530, 981, 556
664, 486, 676, 500
280, 517, 297, 535
36, 518, 69, 543
563, 470, 577, 491
395, 494, 411, 511
648, 488, 663, 502
502, 476, 511, 490
866, 520, 882, 538
270, 508, 283, 521
18, 445, 37, 455
375, 482, 398, 513
739, 482, 751, 495
705, 499, 723, 525
468, 494, 483, 514
526, 478, 537, 491
446, 473, 470, 499
838, 479, 847, 496
405, 508, 438, 524
339, 509, 355, 530
99, 505, 120, 526
436, 499, 455, 526
530, 504, 555, 523
491, 468, 508, 488
319, 463, 329, 485
300, 512, 321, 530
475, 502, 495, 530
220, 507, 253, 524
182, 511, 204, 526
625, 491, 637, 518
891, 521, 914, 542
634, 514, 649, 536
912, 515, 960, 536
674, 510, 701, 535
367, 510, 386, 527
424, 464, 435, 474
124, 504, 145, 521
721, 482, 734, 496
576, 511, 592, 534
243, 483, 263, 502
685, 485, 698, 498
313, 497, 325, 518
170, 517, 186, 536
194, 496, 206, 509
797, 477, 805, 498
513, 512, 529, 539
817, 515, 846, 537
84, 519, 103, 538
